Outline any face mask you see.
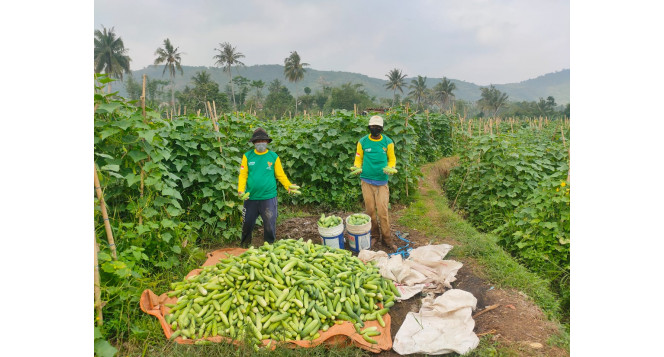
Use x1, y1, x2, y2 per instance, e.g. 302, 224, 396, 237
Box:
254, 142, 268, 152
369, 127, 383, 136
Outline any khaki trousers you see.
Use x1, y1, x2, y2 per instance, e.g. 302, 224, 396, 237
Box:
361, 181, 394, 246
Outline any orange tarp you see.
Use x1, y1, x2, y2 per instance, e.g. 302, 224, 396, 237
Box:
140, 248, 392, 353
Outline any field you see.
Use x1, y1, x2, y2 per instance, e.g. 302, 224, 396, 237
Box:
94, 75, 570, 356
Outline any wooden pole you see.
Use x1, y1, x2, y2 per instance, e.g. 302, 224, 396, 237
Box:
94, 164, 117, 260
354, 104, 357, 117
207, 102, 224, 156
94, 231, 103, 326
141, 74, 146, 119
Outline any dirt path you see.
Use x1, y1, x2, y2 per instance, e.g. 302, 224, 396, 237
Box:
245, 158, 568, 356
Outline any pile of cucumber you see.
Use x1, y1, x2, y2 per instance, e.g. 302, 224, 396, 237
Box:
163, 239, 400, 349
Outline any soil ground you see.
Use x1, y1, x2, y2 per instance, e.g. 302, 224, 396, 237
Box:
238, 158, 569, 356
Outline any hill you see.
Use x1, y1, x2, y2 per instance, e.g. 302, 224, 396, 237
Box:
117, 65, 570, 105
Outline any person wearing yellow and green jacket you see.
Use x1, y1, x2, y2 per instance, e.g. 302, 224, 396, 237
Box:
238, 128, 297, 247
352, 115, 398, 250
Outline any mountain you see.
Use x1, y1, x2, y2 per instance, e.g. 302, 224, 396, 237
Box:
117, 65, 570, 105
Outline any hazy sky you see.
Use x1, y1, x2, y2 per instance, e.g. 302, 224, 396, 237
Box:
95, 0, 569, 85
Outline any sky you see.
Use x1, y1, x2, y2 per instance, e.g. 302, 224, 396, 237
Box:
94, 0, 570, 85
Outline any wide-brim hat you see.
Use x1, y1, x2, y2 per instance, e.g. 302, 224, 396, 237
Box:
250, 127, 272, 143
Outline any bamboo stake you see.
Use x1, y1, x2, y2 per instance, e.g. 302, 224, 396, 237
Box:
561, 125, 570, 182
141, 74, 146, 119
94, 231, 103, 326
94, 164, 117, 260
184, 106, 187, 116
354, 104, 357, 117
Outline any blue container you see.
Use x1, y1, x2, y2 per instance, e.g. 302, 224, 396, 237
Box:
321, 231, 345, 250
347, 231, 371, 252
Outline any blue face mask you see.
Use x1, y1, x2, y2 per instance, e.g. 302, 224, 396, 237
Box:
255, 142, 268, 152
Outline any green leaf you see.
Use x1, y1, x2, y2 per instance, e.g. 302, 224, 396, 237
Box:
128, 150, 149, 163
171, 245, 182, 254
96, 102, 123, 114
162, 187, 182, 200
166, 205, 182, 216
100, 128, 120, 140
101, 164, 120, 172
111, 119, 133, 131
161, 232, 173, 243
124, 173, 141, 187
94, 339, 118, 357
94, 326, 103, 340
138, 130, 157, 143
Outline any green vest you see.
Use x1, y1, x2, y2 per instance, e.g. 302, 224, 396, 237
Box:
245, 150, 279, 200
359, 134, 393, 181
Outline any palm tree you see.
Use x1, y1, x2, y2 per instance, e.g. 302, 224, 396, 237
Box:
213, 42, 245, 111
153, 38, 184, 107
478, 85, 509, 117
283, 51, 309, 115
384, 69, 407, 107
408, 75, 428, 110
94, 26, 131, 93
433, 77, 457, 113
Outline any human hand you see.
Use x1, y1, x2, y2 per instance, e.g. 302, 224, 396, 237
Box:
289, 184, 301, 195
239, 191, 250, 200
350, 166, 362, 175
383, 166, 398, 175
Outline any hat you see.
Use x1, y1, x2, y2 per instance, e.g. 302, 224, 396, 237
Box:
368, 115, 384, 127
250, 127, 272, 143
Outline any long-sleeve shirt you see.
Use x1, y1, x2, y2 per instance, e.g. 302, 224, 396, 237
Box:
353, 134, 396, 183
238, 149, 291, 200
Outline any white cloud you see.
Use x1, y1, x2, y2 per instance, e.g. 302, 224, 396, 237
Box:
94, 0, 569, 84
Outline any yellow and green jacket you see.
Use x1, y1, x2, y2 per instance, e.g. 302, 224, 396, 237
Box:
353, 134, 396, 182
238, 149, 291, 200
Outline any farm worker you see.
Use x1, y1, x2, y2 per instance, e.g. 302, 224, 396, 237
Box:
238, 127, 297, 247
352, 115, 398, 250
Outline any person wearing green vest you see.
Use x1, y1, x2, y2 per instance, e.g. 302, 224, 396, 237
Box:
352, 115, 398, 250
238, 128, 297, 247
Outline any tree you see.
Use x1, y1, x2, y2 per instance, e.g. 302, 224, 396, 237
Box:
94, 26, 131, 93
535, 96, 557, 117
384, 68, 407, 107
177, 70, 229, 114
408, 75, 428, 110
264, 79, 294, 119
326, 83, 375, 112
213, 42, 245, 111
478, 85, 509, 117
283, 51, 309, 115
433, 77, 457, 113
153, 38, 184, 107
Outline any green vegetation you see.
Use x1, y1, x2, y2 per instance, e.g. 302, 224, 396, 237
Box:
444, 118, 570, 319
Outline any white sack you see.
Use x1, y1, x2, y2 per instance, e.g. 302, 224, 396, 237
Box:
393, 289, 479, 355
358, 244, 463, 299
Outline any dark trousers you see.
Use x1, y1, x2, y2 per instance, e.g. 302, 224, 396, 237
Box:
241, 197, 278, 246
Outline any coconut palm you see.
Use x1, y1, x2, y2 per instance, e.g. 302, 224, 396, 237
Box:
408, 75, 428, 110
433, 77, 457, 113
153, 38, 184, 107
283, 51, 309, 115
213, 42, 245, 111
384, 69, 407, 107
94, 26, 131, 93
478, 85, 509, 117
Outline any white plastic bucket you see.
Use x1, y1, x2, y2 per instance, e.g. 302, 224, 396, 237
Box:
346, 214, 372, 252
318, 222, 345, 250
347, 231, 371, 252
